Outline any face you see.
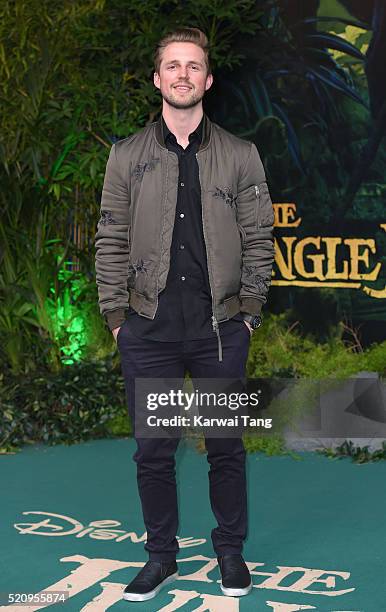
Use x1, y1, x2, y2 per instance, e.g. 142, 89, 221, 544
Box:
154, 42, 213, 110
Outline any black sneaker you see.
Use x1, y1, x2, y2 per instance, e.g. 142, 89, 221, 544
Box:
217, 554, 252, 597
122, 560, 178, 602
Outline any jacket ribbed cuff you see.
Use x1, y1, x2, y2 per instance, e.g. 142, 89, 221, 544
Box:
239, 297, 264, 316
104, 308, 127, 331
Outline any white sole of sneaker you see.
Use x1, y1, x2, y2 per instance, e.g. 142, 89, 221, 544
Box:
220, 580, 253, 597
122, 571, 179, 601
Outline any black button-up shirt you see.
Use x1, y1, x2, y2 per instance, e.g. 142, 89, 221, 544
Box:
125, 114, 244, 341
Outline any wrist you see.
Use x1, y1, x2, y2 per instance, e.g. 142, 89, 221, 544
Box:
241, 313, 263, 330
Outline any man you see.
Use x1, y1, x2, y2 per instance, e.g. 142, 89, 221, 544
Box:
94, 27, 275, 602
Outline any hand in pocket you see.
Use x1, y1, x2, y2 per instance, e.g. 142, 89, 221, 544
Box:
112, 326, 121, 343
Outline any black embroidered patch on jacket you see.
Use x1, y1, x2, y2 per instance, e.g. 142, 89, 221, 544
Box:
243, 266, 272, 295
128, 259, 151, 276
132, 158, 161, 181
212, 186, 237, 210
99, 210, 116, 225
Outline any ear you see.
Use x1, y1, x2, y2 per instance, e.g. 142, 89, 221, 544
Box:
205, 72, 213, 92
153, 71, 160, 90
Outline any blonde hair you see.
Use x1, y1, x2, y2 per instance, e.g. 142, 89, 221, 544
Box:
154, 27, 211, 75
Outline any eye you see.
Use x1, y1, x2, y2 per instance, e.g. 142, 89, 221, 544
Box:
190, 65, 199, 70
168, 65, 176, 69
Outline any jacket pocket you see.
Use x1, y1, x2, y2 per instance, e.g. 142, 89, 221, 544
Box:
255, 182, 275, 229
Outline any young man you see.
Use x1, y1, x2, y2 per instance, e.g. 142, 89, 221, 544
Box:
94, 27, 275, 602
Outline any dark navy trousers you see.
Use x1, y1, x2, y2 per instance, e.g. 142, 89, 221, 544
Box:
117, 318, 251, 562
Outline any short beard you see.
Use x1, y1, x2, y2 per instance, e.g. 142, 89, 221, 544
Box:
161, 87, 204, 110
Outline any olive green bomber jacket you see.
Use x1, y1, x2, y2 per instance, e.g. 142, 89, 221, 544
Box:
94, 113, 275, 358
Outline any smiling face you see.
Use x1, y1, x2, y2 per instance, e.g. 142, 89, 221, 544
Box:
154, 42, 213, 110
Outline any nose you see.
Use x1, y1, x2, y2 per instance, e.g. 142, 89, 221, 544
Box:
177, 65, 189, 80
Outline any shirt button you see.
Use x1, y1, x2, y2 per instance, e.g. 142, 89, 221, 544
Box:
180, 182, 185, 187
180, 213, 185, 218
179, 244, 185, 250
181, 276, 186, 281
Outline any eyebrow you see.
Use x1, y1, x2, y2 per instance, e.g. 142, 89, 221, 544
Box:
165, 59, 203, 66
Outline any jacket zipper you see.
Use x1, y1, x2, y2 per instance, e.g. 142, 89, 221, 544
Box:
196, 152, 223, 362
255, 184, 260, 228
153, 150, 171, 318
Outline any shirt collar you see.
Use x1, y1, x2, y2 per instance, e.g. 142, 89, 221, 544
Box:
162, 114, 204, 146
